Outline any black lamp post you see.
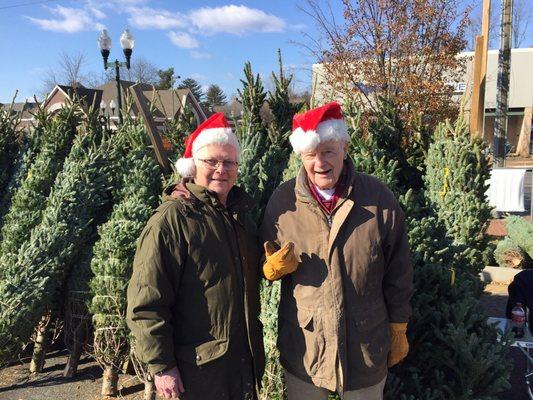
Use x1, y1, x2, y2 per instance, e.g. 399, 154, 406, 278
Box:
98, 29, 134, 125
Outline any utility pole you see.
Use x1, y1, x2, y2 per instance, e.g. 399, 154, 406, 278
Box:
470, 0, 491, 138
493, 0, 513, 167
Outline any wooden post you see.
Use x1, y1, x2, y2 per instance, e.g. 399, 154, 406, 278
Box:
129, 83, 171, 174
470, 35, 484, 137
493, 0, 513, 167
478, 0, 491, 138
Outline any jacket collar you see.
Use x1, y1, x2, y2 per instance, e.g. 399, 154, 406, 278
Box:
180, 179, 253, 217
295, 158, 357, 206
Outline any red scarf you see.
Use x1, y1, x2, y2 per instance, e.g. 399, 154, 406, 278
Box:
308, 181, 344, 214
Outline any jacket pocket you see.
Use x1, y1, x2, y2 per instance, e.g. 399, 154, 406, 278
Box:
175, 339, 228, 366
278, 307, 325, 377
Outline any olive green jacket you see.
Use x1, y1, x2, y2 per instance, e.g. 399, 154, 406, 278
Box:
126, 182, 265, 387
260, 160, 413, 392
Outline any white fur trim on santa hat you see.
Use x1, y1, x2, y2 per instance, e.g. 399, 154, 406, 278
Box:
289, 118, 349, 153
192, 127, 240, 155
175, 157, 196, 177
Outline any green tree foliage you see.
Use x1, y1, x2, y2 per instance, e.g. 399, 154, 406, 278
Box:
281, 152, 302, 183
0, 120, 114, 364
505, 215, 533, 259
388, 264, 512, 400
164, 103, 198, 158
0, 109, 46, 232
258, 50, 303, 216
236, 62, 268, 219
89, 120, 161, 378
0, 99, 22, 199
156, 67, 176, 90
204, 84, 227, 110
63, 244, 95, 370
178, 77, 204, 104
494, 237, 528, 269
424, 116, 492, 276
347, 103, 401, 195
0, 105, 79, 260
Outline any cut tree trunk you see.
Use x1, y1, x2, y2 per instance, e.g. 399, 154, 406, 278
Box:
101, 365, 119, 397
63, 320, 88, 378
63, 339, 83, 378
144, 379, 155, 400
29, 316, 50, 373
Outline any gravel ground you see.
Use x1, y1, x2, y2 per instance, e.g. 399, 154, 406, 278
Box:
0, 350, 146, 400
0, 283, 529, 400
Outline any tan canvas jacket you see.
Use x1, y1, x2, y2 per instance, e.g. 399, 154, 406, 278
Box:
260, 160, 413, 391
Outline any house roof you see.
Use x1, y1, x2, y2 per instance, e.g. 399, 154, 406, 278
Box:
144, 88, 197, 119
3, 102, 39, 120
96, 80, 206, 121
42, 84, 103, 112
97, 80, 154, 117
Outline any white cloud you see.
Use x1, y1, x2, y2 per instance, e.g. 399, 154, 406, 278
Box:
189, 5, 285, 35
26, 5, 105, 33
168, 31, 199, 49
190, 50, 211, 59
127, 7, 186, 30
190, 73, 208, 81
88, 7, 106, 19
291, 23, 307, 30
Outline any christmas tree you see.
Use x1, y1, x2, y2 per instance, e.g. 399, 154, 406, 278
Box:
0, 104, 79, 260
236, 62, 268, 219
89, 121, 161, 396
424, 116, 492, 277
0, 107, 46, 232
258, 50, 302, 219
62, 244, 95, 377
0, 96, 21, 197
0, 117, 114, 365
347, 102, 401, 195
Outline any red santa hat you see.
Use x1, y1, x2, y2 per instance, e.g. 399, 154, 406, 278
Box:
289, 102, 349, 153
175, 112, 240, 177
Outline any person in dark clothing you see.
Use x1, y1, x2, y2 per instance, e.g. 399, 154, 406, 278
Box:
506, 269, 533, 334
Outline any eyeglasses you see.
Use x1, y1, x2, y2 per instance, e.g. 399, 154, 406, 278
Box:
197, 158, 239, 171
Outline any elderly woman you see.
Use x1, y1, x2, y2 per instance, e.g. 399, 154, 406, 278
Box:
260, 102, 413, 400
127, 113, 265, 400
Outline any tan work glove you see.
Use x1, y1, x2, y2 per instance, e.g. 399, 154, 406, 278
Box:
263, 241, 298, 281
387, 322, 409, 368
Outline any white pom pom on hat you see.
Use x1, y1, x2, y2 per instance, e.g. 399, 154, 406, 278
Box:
174, 112, 240, 177
289, 102, 349, 153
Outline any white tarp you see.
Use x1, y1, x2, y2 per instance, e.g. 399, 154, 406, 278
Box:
486, 168, 527, 212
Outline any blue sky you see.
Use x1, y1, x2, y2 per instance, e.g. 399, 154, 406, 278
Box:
0, 0, 337, 103
1, 0, 531, 104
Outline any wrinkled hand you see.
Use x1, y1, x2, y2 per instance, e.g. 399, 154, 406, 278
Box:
263, 241, 298, 281
154, 366, 184, 399
387, 323, 409, 368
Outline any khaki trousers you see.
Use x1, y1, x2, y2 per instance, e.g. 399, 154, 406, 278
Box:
284, 370, 386, 400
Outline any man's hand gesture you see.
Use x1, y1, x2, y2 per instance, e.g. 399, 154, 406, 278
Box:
263, 241, 298, 281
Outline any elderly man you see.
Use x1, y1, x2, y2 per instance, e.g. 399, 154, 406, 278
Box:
127, 112, 265, 400
260, 102, 413, 400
